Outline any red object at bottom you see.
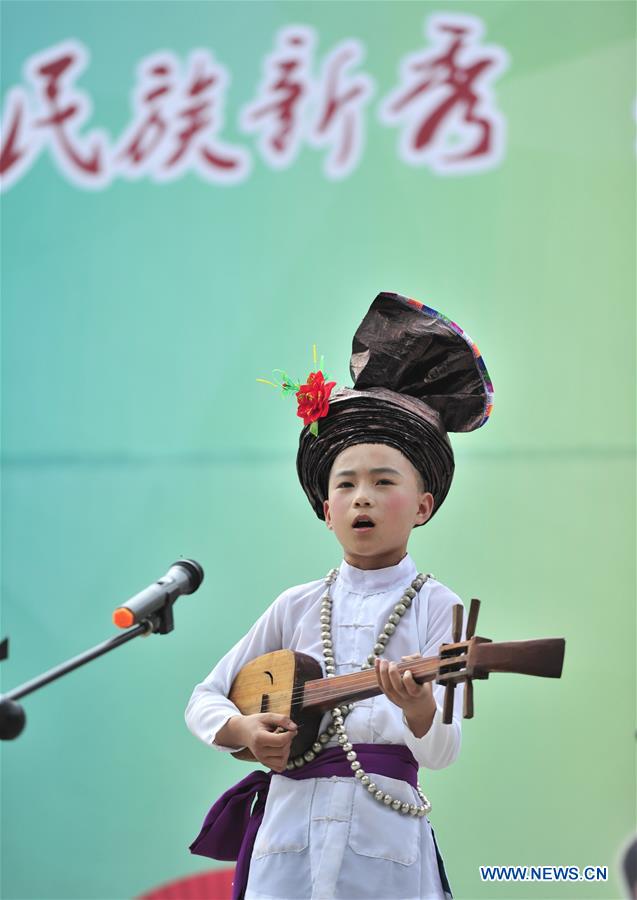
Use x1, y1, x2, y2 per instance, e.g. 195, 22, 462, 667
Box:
137, 867, 235, 900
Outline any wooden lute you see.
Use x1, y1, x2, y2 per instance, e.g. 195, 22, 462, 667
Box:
228, 599, 566, 761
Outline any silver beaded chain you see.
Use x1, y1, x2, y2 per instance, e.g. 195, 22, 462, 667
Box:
285, 567, 434, 818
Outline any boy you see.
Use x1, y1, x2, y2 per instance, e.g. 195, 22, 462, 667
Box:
186, 292, 494, 900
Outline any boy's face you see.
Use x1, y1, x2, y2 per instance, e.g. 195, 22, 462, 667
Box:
323, 443, 434, 570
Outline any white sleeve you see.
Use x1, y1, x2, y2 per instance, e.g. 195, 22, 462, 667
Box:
184, 590, 287, 752
402, 581, 465, 770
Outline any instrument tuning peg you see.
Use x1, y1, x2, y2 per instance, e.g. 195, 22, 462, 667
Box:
465, 599, 480, 640
451, 604, 463, 644
463, 679, 474, 719
442, 682, 455, 724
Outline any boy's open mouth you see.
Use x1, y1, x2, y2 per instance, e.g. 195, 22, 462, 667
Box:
352, 515, 375, 529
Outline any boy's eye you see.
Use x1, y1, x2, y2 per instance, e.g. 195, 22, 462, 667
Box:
336, 479, 394, 487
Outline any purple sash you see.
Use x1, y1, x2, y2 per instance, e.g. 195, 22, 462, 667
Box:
189, 743, 419, 900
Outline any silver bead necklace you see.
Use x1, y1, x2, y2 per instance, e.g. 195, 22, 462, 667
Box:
285, 566, 433, 818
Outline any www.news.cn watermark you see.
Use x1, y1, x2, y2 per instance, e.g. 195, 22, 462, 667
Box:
480, 865, 608, 882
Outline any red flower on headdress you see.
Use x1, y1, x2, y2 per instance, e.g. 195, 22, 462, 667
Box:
257, 347, 337, 437
296, 371, 337, 429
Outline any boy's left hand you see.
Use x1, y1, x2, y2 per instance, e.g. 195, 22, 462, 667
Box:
374, 654, 437, 739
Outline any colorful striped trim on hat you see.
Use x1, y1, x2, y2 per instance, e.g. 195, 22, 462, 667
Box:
403, 295, 494, 427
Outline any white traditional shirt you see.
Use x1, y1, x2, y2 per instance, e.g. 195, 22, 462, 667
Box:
185, 553, 465, 900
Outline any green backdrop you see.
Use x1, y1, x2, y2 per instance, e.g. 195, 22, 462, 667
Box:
1, 2, 635, 899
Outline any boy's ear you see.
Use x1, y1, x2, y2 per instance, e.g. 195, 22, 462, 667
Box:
415, 492, 434, 527
323, 499, 333, 529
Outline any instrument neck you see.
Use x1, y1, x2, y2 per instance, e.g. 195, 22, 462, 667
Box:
302, 654, 442, 711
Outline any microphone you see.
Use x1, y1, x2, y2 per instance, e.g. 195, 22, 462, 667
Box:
112, 560, 204, 629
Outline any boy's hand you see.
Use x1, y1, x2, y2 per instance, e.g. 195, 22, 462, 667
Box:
238, 713, 298, 773
374, 655, 437, 739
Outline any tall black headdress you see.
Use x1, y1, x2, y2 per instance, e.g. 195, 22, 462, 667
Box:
296, 291, 494, 523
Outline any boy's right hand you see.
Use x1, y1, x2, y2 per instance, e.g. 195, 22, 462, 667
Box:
235, 713, 298, 773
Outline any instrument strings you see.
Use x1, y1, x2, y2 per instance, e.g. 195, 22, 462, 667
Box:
279, 656, 445, 708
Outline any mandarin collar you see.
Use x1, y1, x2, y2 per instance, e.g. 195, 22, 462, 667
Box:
336, 553, 417, 594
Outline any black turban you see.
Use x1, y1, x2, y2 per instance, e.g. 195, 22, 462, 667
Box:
296, 291, 493, 523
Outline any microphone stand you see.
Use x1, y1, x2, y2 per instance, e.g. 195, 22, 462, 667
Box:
0, 601, 176, 741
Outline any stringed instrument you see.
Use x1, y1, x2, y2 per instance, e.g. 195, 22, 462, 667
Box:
228, 598, 566, 761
